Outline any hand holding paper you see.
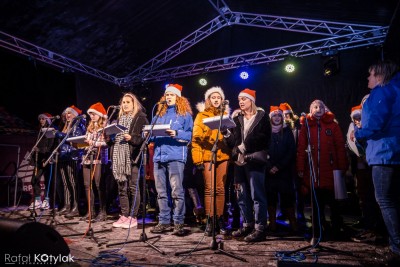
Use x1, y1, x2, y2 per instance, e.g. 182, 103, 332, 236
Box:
165, 129, 177, 137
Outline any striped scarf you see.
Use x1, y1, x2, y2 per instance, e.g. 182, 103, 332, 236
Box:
112, 114, 133, 182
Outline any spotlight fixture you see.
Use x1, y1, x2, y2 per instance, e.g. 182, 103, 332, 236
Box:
322, 50, 340, 77
285, 63, 295, 73
199, 78, 207, 86
240, 71, 249, 80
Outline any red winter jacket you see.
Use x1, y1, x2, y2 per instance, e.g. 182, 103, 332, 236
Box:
296, 112, 348, 190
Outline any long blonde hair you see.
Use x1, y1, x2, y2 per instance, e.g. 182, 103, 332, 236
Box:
118, 92, 144, 118
87, 117, 107, 132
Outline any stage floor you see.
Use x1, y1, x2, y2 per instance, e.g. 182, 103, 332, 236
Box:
0, 206, 387, 267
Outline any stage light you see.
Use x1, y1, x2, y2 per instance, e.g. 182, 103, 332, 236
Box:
199, 78, 207, 86
323, 55, 340, 77
285, 63, 295, 73
240, 71, 249, 80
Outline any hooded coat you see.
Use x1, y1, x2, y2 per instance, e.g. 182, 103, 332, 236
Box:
296, 112, 348, 190
192, 103, 231, 165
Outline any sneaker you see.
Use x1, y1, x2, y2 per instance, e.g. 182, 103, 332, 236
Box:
150, 223, 172, 233
244, 229, 266, 242
351, 230, 377, 243
121, 216, 138, 229
172, 224, 186, 236
112, 215, 129, 228
41, 199, 50, 210
28, 200, 42, 210
232, 226, 254, 238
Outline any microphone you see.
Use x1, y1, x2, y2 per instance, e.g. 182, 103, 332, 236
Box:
110, 105, 120, 109
49, 115, 60, 119
301, 112, 307, 117
157, 100, 167, 104
222, 100, 229, 106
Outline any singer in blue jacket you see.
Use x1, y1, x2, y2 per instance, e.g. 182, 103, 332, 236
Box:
149, 84, 193, 236
354, 61, 400, 264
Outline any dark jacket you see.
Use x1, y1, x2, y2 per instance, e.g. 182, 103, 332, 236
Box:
56, 120, 86, 161
268, 126, 296, 172
108, 111, 149, 165
225, 109, 271, 164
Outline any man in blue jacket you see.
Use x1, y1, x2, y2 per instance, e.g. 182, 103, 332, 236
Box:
149, 84, 193, 236
354, 60, 400, 265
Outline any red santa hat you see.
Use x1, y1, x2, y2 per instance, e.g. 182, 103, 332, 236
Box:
269, 106, 283, 119
350, 105, 362, 121
238, 88, 256, 102
64, 105, 82, 117
87, 102, 107, 118
165, 84, 183, 97
279, 102, 293, 115
38, 113, 53, 125
204, 86, 225, 100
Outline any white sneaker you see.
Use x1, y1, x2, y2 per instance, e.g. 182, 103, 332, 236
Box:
112, 215, 128, 228
121, 216, 138, 229
28, 200, 42, 210
41, 199, 50, 210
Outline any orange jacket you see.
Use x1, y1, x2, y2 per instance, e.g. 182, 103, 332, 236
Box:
192, 106, 231, 165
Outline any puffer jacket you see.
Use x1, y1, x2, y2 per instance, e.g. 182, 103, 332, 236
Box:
56, 120, 86, 161
355, 72, 400, 165
192, 105, 231, 165
296, 112, 348, 190
151, 105, 193, 163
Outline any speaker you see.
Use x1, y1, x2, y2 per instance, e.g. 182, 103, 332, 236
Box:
0, 218, 69, 256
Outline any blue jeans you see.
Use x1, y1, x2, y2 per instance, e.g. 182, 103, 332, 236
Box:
235, 163, 267, 231
372, 165, 400, 254
154, 161, 185, 225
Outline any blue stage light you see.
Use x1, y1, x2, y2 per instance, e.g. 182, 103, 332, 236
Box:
240, 71, 249, 79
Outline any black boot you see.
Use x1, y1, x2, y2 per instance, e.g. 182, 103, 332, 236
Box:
95, 210, 107, 222
205, 216, 213, 237
188, 188, 205, 225
65, 204, 79, 219
218, 216, 227, 235
58, 204, 70, 215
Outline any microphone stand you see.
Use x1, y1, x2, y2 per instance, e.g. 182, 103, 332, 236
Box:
107, 103, 164, 255
27, 119, 58, 221
28, 149, 39, 221
25, 118, 57, 162
175, 102, 246, 262
64, 111, 115, 245
288, 114, 350, 257
44, 118, 82, 228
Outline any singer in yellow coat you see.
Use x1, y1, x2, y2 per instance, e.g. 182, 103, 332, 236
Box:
192, 86, 231, 235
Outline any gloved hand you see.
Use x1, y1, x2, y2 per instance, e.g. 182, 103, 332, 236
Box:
195, 163, 205, 171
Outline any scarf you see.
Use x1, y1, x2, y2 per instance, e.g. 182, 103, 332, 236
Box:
112, 114, 134, 182
271, 123, 283, 133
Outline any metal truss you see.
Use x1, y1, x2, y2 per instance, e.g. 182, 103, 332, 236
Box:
125, 12, 386, 84
122, 16, 229, 85
139, 27, 388, 82
0, 6, 390, 86
0, 31, 122, 86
